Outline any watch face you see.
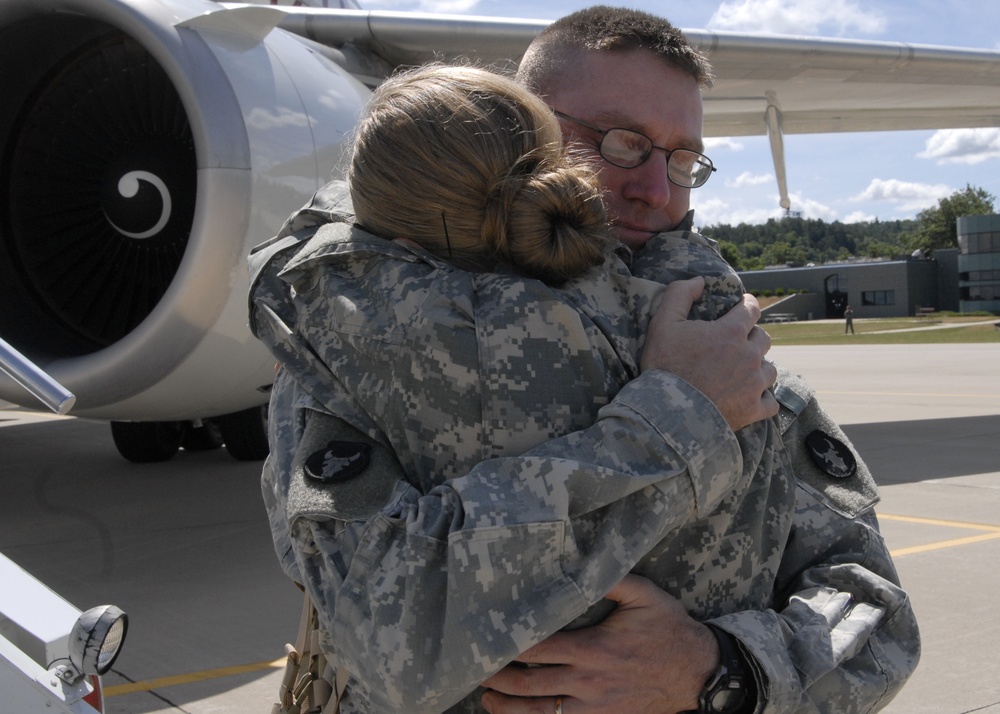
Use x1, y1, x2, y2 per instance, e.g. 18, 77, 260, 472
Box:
710, 685, 746, 712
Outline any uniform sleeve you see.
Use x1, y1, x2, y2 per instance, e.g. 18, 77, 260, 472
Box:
708, 386, 920, 714
283, 369, 742, 713
629, 234, 919, 712
629, 229, 745, 321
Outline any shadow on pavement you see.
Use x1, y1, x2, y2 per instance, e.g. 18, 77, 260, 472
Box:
843, 414, 1000, 485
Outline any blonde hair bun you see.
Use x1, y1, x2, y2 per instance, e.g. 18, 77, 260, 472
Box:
484, 156, 609, 283
349, 64, 612, 284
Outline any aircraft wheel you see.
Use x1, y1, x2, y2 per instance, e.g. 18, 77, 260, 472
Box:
216, 405, 269, 461
110, 421, 183, 463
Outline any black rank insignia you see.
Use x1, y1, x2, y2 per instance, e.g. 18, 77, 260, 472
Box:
304, 440, 372, 483
805, 429, 857, 479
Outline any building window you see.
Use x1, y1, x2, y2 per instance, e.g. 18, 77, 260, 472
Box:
958, 232, 1000, 255
963, 284, 1000, 301
862, 290, 895, 306
965, 232, 1000, 255
826, 274, 847, 293
962, 269, 1000, 283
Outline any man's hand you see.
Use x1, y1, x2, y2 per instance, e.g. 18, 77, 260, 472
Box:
641, 277, 778, 431
480, 575, 718, 714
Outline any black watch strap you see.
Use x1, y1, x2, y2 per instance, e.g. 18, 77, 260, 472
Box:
698, 624, 756, 714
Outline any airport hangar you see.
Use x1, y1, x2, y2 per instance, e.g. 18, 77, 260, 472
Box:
736, 214, 1000, 321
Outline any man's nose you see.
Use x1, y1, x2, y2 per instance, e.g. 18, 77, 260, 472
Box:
621, 155, 672, 208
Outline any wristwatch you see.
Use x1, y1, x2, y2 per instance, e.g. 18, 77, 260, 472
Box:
697, 624, 754, 714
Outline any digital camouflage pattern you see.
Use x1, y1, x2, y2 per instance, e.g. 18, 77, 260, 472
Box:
249, 181, 919, 713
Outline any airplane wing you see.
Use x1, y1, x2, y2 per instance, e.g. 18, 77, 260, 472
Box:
1, 0, 998, 461
260, 5, 1000, 135
260, 4, 1000, 209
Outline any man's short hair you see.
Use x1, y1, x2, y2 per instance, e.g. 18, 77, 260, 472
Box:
517, 5, 714, 95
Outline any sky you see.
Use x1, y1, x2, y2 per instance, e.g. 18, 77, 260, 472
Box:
351, 0, 1000, 228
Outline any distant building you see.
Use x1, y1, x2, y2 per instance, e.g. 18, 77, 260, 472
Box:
737, 214, 1000, 320
738, 250, 961, 321
957, 214, 1000, 314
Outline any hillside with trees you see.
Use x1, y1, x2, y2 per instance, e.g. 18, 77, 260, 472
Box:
704, 185, 995, 271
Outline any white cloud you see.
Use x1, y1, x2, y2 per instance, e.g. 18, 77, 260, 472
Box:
842, 210, 877, 224
851, 178, 953, 212
726, 171, 773, 188
693, 194, 785, 226
784, 193, 838, 221
691, 196, 729, 214
703, 205, 783, 226
708, 0, 885, 36
704, 137, 746, 152
695, 189, 837, 225
918, 128, 1000, 165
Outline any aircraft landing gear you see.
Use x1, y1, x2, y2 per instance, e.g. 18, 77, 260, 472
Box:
110, 405, 268, 463
110, 420, 184, 463
182, 420, 224, 452
215, 405, 269, 461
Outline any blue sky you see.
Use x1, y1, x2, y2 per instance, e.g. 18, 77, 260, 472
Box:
351, 0, 1000, 228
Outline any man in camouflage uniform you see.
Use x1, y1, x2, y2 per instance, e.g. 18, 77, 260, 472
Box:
249, 7, 919, 714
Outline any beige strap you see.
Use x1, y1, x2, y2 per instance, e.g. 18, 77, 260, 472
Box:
273, 588, 340, 714
323, 657, 349, 714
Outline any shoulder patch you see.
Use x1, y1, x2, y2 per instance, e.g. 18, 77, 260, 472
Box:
289, 411, 405, 523
804, 430, 857, 480
304, 441, 371, 484
774, 366, 879, 518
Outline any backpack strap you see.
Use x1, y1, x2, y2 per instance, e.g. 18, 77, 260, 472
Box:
272, 588, 348, 714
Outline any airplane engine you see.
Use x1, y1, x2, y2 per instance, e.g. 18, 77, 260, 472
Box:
0, 0, 371, 459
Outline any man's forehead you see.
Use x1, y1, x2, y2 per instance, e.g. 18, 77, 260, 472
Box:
544, 49, 704, 146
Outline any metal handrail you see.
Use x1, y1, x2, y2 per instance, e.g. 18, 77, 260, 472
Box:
0, 338, 75, 415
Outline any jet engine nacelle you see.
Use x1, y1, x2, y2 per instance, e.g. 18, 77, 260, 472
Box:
0, 0, 369, 424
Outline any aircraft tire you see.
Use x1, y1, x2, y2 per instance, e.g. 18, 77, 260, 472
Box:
216, 405, 269, 461
110, 420, 183, 463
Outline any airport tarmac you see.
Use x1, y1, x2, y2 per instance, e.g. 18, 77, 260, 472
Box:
1, 343, 998, 714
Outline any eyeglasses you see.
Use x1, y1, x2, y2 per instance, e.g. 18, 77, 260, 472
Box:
553, 110, 716, 189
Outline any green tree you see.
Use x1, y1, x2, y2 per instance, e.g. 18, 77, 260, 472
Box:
862, 239, 898, 259
739, 240, 764, 259
717, 239, 743, 270
904, 184, 995, 252
760, 239, 809, 266
706, 213, 917, 269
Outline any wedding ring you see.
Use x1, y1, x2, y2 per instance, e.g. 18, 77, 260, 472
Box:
554, 695, 564, 714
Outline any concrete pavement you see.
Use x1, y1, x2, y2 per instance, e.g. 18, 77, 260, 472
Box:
1, 343, 997, 713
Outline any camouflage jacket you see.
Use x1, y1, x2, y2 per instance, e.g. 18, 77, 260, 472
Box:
249, 181, 919, 713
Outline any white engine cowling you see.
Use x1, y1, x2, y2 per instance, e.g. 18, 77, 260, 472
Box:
0, 0, 370, 421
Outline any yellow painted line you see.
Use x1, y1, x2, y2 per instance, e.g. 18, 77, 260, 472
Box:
105, 512, 1000, 697
818, 390, 1000, 399
880, 513, 1000, 558
879, 513, 1000, 532
104, 658, 285, 697
890, 531, 1000, 557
